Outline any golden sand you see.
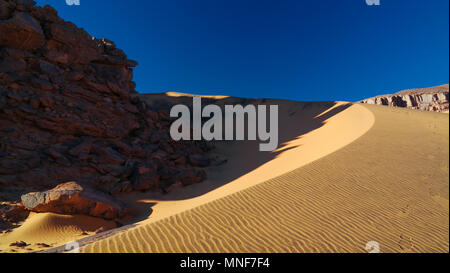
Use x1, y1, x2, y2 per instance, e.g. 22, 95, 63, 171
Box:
0, 96, 447, 253
0, 212, 116, 253
80, 103, 448, 253
112, 100, 375, 226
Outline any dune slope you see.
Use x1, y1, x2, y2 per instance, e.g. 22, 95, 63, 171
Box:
81, 103, 448, 253
0, 212, 116, 253
3, 98, 370, 252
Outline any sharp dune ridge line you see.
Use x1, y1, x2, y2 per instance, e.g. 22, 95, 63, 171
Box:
109, 99, 375, 228
79, 102, 448, 253
2, 97, 448, 253
4, 98, 372, 252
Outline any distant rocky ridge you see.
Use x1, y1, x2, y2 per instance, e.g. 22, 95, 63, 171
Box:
360, 84, 449, 113
0, 0, 212, 225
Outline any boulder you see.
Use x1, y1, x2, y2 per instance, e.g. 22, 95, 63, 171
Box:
0, 56, 27, 73
21, 182, 132, 220
0, 202, 29, 223
189, 154, 211, 167
49, 21, 102, 64
177, 169, 207, 186
131, 163, 159, 191
68, 138, 93, 159
0, 202, 29, 232
0, 11, 44, 50
10, 241, 29, 248
0, 0, 13, 20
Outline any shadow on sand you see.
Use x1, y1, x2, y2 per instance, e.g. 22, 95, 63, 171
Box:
120, 94, 352, 218
42, 94, 353, 253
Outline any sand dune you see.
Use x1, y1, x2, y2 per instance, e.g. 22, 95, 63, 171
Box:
0, 212, 116, 253
110, 99, 375, 226
1, 96, 447, 253
79, 102, 448, 253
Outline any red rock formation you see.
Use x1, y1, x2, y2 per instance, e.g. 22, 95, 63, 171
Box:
0, 0, 212, 221
0, 201, 28, 231
360, 84, 449, 113
21, 182, 130, 220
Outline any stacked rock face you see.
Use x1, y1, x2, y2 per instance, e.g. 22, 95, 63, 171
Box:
0, 0, 212, 217
360, 84, 449, 113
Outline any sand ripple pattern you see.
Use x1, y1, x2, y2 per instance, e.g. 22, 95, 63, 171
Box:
83, 105, 449, 253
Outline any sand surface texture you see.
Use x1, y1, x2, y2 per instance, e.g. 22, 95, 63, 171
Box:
1, 96, 447, 253
80, 98, 448, 253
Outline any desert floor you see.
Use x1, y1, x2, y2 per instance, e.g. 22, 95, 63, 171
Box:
1, 95, 448, 253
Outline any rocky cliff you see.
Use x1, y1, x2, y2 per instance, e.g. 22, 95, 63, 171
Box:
0, 0, 212, 224
360, 84, 449, 113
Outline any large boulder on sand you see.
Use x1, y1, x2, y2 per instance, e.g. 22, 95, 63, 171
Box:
21, 182, 132, 220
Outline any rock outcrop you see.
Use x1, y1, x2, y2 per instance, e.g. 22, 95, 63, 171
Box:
0, 0, 212, 221
0, 202, 28, 231
360, 84, 449, 113
21, 182, 130, 220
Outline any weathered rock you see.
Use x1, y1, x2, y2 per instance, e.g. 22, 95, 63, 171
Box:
131, 163, 159, 191
21, 182, 131, 220
0, 159, 27, 175
0, 0, 14, 20
361, 84, 449, 113
165, 181, 183, 193
68, 138, 93, 159
49, 21, 102, 64
44, 49, 69, 64
0, 202, 29, 232
0, 11, 44, 50
36, 243, 51, 248
1, 55, 28, 74
0, 2, 211, 204
94, 226, 106, 234
92, 146, 125, 165
43, 147, 64, 159
177, 169, 207, 186
0, 202, 29, 223
30, 4, 60, 23
16, 0, 36, 12
189, 154, 211, 167
174, 156, 187, 166
39, 60, 62, 75
10, 241, 29, 248
111, 180, 133, 195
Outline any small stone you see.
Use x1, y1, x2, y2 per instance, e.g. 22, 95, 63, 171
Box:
95, 226, 105, 234
189, 154, 211, 167
36, 243, 51, 248
10, 241, 29, 248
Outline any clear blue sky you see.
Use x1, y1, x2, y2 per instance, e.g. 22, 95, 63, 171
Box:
35, 0, 449, 102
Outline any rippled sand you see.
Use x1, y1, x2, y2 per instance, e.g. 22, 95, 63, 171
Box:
2, 97, 447, 253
